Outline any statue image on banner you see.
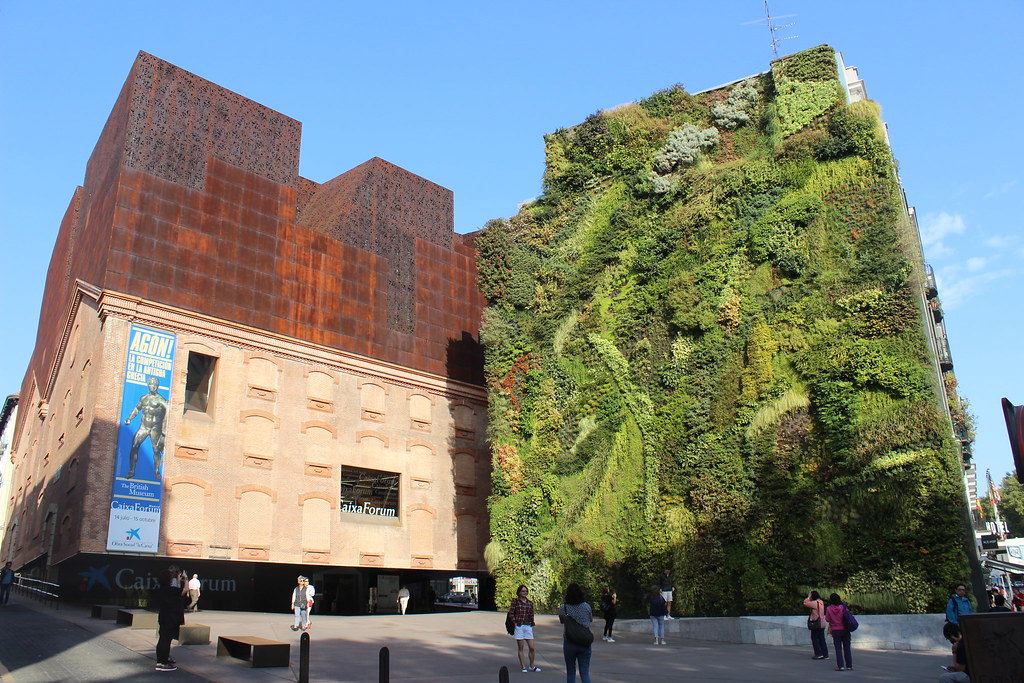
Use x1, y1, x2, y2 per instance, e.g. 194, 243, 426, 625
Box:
124, 375, 169, 479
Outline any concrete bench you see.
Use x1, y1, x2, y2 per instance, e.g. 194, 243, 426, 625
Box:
216, 635, 290, 668
116, 608, 158, 629
91, 604, 121, 619
176, 623, 211, 645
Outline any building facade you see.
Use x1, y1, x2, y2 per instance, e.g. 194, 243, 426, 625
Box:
3, 52, 490, 612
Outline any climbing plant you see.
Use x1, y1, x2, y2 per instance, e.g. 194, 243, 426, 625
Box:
478, 44, 970, 616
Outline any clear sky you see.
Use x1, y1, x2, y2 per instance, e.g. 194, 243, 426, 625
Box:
2, 1, 1021, 493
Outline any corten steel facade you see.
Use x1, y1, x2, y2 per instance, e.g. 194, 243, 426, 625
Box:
3, 52, 490, 612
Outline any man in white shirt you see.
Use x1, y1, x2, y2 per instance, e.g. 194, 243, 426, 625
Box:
187, 574, 201, 612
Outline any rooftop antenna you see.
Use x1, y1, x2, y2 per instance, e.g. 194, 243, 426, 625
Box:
742, 1, 798, 59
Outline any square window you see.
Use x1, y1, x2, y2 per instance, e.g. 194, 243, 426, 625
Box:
184, 352, 217, 413
339, 465, 400, 519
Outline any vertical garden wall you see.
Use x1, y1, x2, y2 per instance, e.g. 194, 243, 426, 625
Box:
477, 45, 970, 616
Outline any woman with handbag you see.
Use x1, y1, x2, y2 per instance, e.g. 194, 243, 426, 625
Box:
600, 588, 617, 642
508, 585, 541, 673
803, 590, 829, 660
558, 583, 593, 683
825, 592, 854, 671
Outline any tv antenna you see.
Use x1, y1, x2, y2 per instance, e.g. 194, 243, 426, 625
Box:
742, 1, 798, 59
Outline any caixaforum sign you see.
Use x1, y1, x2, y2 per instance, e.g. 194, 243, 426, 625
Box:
339, 498, 398, 517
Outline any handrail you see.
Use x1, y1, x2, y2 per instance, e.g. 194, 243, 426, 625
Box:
13, 575, 60, 609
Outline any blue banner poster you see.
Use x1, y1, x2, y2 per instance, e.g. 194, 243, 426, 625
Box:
106, 325, 176, 553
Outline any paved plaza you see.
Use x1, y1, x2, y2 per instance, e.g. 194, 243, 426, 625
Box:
0, 597, 952, 682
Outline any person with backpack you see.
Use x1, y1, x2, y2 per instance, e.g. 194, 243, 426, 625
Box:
825, 592, 857, 671
508, 585, 541, 673
600, 588, 617, 642
802, 590, 829, 660
945, 583, 973, 625
558, 583, 593, 683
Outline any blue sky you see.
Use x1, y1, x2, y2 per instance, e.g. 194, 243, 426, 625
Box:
1, 1, 1021, 493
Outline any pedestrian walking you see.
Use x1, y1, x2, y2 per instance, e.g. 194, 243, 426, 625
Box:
824, 593, 854, 671
648, 585, 668, 645
153, 568, 189, 672
558, 583, 593, 683
803, 590, 829, 660
507, 585, 541, 673
187, 573, 201, 612
600, 588, 617, 642
945, 583, 972, 625
290, 576, 315, 631
397, 586, 410, 615
0, 562, 14, 606
939, 622, 969, 682
659, 569, 674, 619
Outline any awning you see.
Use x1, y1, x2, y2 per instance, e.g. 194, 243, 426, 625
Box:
982, 557, 1024, 574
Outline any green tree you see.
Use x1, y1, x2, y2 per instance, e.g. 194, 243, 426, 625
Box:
998, 473, 1024, 536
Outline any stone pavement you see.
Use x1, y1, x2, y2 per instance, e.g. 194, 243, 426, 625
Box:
0, 597, 953, 681
0, 601, 203, 682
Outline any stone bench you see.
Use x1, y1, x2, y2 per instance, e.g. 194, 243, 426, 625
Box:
216, 635, 290, 668
176, 623, 210, 645
116, 608, 158, 629
91, 604, 121, 619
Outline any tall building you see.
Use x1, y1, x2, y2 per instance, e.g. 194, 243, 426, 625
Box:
3, 52, 489, 612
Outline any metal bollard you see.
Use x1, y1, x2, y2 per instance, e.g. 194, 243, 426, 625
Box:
298, 632, 310, 683
379, 646, 390, 683
498, 665, 510, 682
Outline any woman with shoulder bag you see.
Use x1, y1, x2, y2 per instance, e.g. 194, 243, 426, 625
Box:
802, 590, 829, 660
558, 583, 593, 683
508, 585, 541, 673
600, 587, 617, 642
825, 592, 854, 671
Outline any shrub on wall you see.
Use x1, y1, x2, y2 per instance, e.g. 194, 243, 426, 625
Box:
477, 45, 970, 617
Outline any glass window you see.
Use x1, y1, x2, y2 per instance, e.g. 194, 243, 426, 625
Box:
339, 466, 399, 518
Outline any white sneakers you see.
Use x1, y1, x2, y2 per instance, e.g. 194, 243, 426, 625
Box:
602, 636, 616, 642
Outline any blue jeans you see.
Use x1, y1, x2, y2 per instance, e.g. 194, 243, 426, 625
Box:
563, 639, 591, 683
293, 606, 309, 628
0, 583, 11, 605
650, 615, 665, 639
832, 630, 852, 668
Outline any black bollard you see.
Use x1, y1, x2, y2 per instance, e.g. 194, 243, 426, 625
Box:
498, 665, 510, 683
299, 632, 310, 683
379, 646, 390, 683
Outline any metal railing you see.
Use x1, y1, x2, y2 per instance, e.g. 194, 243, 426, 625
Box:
13, 575, 60, 609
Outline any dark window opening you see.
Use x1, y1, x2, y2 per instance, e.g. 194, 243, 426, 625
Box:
184, 352, 217, 413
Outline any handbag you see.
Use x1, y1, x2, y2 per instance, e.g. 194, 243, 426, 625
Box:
807, 600, 824, 630
564, 615, 594, 646
505, 612, 516, 636
842, 605, 859, 632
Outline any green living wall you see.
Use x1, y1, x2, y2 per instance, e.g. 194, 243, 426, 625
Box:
477, 45, 970, 617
